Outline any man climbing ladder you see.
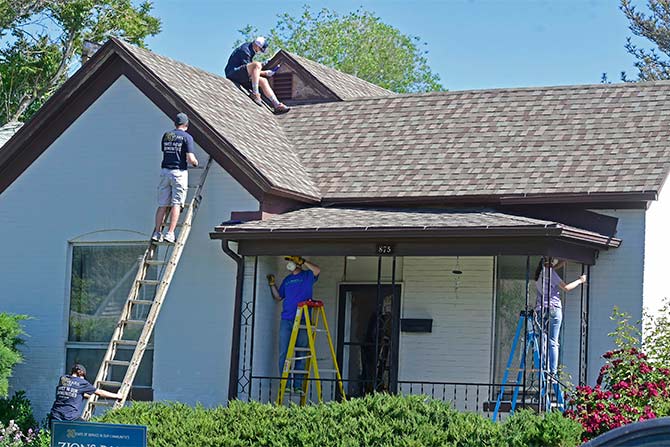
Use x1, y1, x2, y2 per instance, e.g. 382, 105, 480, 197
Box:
82, 115, 211, 419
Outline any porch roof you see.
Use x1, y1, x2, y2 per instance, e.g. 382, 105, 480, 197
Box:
211, 207, 620, 263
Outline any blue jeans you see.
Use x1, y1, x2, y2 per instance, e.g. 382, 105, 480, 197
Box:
545, 306, 563, 375
279, 318, 308, 388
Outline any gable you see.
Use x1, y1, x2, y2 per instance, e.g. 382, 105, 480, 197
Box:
265, 50, 393, 104
0, 38, 320, 202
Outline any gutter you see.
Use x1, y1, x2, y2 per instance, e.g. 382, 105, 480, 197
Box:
221, 240, 243, 401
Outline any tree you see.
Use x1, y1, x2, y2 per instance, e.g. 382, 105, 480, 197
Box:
0, 0, 161, 123
0, 313, 27, 397
237, 6, 443, 93
621, 0, 670, 81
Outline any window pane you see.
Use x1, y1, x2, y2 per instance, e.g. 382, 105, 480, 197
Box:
66, 348, 153, 390
493, 256, 541, 384
69, 244, 154, 342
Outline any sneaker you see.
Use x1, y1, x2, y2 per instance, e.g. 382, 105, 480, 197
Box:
151, 231, 162, 242
163, 232, 176, 244
291, 386, 304, 395
273, 103, 290, 115
249, 92, 264, 106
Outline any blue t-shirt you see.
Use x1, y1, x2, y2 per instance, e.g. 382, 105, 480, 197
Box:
225, 42, 255, 77
49, 375, 97, 421
279, 269, 318, 320
161, 129, 194, 170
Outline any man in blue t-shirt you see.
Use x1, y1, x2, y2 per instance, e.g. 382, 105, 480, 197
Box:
224, 36, 290, 114
49, 364, 121, 423
268, 256, 320, 392
151, 112, 199, 244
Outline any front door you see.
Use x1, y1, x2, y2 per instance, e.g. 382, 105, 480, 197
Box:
336, 284, 401, 398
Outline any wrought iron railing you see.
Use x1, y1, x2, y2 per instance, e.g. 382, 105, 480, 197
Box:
246, 376, 518, 418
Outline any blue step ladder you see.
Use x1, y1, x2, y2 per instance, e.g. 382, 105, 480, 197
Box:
492, 310, 564, 421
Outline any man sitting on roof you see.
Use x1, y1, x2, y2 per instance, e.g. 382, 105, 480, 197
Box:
224, 36, 290, 115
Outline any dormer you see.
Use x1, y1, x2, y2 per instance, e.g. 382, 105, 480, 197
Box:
264, 50, 393, 105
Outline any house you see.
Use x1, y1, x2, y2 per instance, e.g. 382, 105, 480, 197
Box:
1, 38, 669, 419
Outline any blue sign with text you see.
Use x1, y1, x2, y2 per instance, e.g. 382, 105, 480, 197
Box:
51, 421, 146, 447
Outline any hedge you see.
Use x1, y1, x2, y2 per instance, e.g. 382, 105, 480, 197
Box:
97, 394, 583, 447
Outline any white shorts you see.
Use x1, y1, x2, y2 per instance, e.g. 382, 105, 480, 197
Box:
158, 168, 188, 207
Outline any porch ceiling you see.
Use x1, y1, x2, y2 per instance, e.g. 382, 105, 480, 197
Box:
210, 207, 620, 263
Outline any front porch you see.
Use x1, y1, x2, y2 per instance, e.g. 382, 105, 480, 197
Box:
211, 207, 619, 416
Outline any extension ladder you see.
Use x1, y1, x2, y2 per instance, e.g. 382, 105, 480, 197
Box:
492, 310, 564, 421
277, 300, 346, 405
82, 158, 212, 419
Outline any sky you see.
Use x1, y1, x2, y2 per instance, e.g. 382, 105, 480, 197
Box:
146, 0, 640, 91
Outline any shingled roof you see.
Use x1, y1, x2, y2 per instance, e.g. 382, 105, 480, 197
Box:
118, 41, 321, 199
2, 39, 669, 208
278, 83, 670, 201
212, 207, 620, 248
280, 51, 393, 100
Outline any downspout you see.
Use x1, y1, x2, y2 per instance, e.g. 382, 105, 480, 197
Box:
222, 239, 244, 401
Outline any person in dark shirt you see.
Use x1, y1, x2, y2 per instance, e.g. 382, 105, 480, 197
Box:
49, 364, 121, 423
224, 36, 290, 114
152, 112, 199, 244
267, 256, 321, 392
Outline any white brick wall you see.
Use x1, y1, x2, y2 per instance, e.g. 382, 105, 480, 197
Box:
400, 257, 495, 384
585, 209, 645, 384
644, 186, 670, 316
0, 76, 257, 416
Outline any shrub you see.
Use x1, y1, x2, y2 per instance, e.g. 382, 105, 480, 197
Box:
501, 409, 583, 447
0, 392, 37, 433
566, 301, 670, 440
97, 394, 582, 447
0, 314, 28, 398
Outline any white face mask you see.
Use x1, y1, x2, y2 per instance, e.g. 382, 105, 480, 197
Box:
286, 261, 297, 271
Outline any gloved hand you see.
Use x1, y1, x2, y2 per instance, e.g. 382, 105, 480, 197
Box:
264, 63, 281, 77
266, 274, 275, 286
284, 255, 305, 266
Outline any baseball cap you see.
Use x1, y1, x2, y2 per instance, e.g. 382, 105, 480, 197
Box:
175, 112, 188, 126
253, 36, 269, 53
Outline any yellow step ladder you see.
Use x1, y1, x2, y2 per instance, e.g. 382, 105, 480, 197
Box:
277, 300, 346, 405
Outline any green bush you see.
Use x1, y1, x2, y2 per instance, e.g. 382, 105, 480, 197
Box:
0, 391, 37, 432
96, 394, 583, 447
0, 313, 28, 397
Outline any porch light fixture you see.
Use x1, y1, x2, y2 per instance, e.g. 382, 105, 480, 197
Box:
452, 256, 463, 275
453, 256, 462, 296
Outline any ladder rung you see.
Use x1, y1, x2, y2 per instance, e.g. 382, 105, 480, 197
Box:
99, 380, 122, 387
114, 340, 139, 346
138, 279, 159, 286
106, 360, 130, 367
294, 347, 310, 352
314, 369, 338, 374
290, 355, 312, 361
298, 325, 327, 332
90, 400, 114, 407
122, 319, 146, 325
129, 299, 154, 305
287, 370, 310, 374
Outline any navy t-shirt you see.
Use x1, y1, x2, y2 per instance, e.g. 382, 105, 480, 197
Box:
225, 42, 255, 77
161, 129, 194, 170
279, 269, 318, 320
49, 375, 97, 421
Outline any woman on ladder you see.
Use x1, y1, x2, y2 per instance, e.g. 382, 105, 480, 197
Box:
534, 258, 587, 378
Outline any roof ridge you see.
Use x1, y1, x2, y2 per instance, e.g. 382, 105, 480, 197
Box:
287, 78, 670, 106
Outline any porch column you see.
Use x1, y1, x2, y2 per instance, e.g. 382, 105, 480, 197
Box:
390, 256, 400, 393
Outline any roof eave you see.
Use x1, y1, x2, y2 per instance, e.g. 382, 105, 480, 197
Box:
211, 223, 619, 249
